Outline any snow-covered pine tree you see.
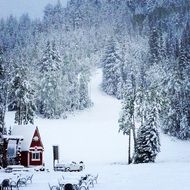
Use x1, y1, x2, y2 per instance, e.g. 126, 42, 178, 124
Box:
43, 3, 55, 29
118, 78, 136, 164
118, 83, 134, 135
61, 54, 80, 113
102, 37, 122, 98
60, 55, 72, 114
178, 22, 190, 139
134, 46, 161, 163
67, 76, 80, 112
53, 0, 64, 29
12, 66, 36, 125
79, 71, 91, 110
39, 40, 63, 118
0, 47, 5, 167
0, 47, 5, 131
149, 26, 162, 65
165, 32, 176, 59
160, 56, 179, 137
161, 23, 190, 140
22, 85, 36, 125
134, 102, 160, 164
43, 0, 64, 30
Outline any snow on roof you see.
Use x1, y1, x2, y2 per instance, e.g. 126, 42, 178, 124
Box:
11, 125, 37, 151
3, 135, 24, 140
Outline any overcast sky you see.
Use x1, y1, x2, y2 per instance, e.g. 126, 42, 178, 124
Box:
0, 0, 68, 19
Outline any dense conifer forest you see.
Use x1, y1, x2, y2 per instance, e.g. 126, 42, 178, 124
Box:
0, 0, 190, 165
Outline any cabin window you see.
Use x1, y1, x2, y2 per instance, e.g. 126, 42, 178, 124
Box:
32, 151, 40, 161
7, 140, 17, 158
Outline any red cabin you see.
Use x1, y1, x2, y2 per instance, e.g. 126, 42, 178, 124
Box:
11, 125, 44, 167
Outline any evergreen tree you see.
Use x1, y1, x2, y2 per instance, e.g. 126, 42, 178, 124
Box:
39, 41, 63, 118
43, 3, 55, 29
0, 47, 5, 131
118, 83, 134, 135
0, 48, 5, 167
102, 38, 122, 97
136, 63, 147, 125
179, 23, 190, 135
62, 55, 80, 113
134, 104, 160, 164
118, 77, 137, 164
161, 23, 190, 140
67, 76, 80, 112
12, 67, 36, 125
0, 0, 189, 142
53, 0, 64, 28
149, 27, 162, 65
43, 0, 64, 30
79, 72, 91, 110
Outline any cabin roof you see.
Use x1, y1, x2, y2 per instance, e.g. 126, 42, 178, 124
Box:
3, 135, 24, 140
11, 125, 38, 151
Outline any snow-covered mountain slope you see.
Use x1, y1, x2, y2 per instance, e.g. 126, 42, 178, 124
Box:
5, 69, 190, 190
36, 69, 126, 167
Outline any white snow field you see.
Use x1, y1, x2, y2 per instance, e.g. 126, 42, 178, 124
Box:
4, 69, 190, 190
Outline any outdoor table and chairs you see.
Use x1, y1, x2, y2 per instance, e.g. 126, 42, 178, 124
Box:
0, 171, 34, 190
52, 174, 98, 190
58, 179, 79, 190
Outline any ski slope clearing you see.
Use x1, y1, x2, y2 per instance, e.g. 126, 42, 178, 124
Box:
36, 69, 127, 166
5, 69, 190, 190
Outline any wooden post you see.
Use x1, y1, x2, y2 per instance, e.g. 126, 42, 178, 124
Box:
53, 145, 59, 170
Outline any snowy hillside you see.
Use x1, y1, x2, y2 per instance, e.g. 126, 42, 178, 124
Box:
1, 0, 190, 189
5, 69, 190, 190
36, 69, 127, 166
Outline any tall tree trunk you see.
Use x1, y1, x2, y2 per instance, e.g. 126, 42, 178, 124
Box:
132, 114, 136, 150
128, 129, 132, 164
18, 99, 22, 125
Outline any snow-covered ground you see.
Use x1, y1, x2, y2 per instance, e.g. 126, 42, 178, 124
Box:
4, 69, 190, 190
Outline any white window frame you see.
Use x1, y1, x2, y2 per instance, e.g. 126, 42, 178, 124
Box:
31, 151, 41, 161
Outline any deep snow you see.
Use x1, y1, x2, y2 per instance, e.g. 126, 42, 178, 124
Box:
4, 69, 190, 190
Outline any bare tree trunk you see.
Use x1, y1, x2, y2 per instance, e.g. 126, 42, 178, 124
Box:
18, 99, 22, 125
131, 74, 137, 162
132, 114, 136, 150
128, 129, 132, 164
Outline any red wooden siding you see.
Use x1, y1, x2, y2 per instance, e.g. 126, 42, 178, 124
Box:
21, 127, 44, 167
29, 151, 43, 166
30, 128, 44, 149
